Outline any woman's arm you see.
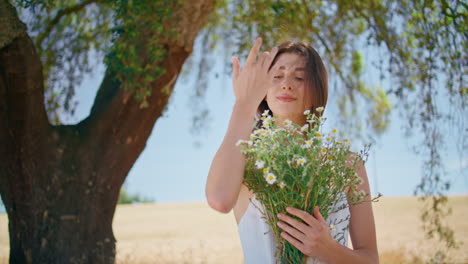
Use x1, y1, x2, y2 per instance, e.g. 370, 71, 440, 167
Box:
205, 103, 257, 213
323, 159, 379, 263
205, 38, 279, 213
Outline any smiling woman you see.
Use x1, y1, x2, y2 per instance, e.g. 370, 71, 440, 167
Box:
205, 37, 379, 264
258, 41, 328, 130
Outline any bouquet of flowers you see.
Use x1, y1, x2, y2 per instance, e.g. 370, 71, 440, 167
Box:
237, 107, 377, 263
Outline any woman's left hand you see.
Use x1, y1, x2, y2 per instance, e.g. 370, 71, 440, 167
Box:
277, 206, 336, 258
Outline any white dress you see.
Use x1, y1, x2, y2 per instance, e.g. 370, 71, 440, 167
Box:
238, 193, 350, 264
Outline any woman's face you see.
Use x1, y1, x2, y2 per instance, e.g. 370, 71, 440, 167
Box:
266, 53, 313, 121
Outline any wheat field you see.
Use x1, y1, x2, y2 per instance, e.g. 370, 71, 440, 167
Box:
0, 196, 467, 263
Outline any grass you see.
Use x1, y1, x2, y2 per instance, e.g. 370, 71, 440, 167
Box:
379, 249, 424, 264
0, 196, 467, 263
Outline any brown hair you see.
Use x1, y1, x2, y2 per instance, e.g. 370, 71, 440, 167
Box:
256, 41, 328, 128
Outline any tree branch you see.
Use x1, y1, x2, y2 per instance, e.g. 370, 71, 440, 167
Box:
36, 0, 99, 48
75, 0, 217, 187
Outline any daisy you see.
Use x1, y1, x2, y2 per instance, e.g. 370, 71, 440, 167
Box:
296, 157, 307, 166
235, 139, 244, 146
262, 115, 273, 126
266, 172, 277, 185
283, 119, 293, 128
301, 139, 313, 149
255, 160, 265, 169
355, 176, 364, 185
235, 140, 252, 147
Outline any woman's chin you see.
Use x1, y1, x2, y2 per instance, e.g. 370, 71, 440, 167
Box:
270, 109, 302, 119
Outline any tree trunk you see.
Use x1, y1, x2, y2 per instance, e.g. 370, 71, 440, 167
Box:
0, 0, 216, 263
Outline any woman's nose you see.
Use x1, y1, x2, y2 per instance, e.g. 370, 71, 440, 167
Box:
282, 85, 292, 91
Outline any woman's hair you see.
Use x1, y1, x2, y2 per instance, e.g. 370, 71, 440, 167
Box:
255, 41, 328, 128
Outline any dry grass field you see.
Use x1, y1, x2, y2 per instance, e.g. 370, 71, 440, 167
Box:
0, 196, 467, 263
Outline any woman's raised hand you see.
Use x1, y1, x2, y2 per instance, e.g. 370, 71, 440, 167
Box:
231, 37, 279, 111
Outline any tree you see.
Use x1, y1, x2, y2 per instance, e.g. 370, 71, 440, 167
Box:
1, 0, 216, 263
0, 0, 465, 263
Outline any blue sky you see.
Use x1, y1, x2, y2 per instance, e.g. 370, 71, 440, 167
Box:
0, 35, 466, 213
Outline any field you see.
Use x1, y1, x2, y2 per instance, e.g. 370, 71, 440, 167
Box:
1, 196, 467, 263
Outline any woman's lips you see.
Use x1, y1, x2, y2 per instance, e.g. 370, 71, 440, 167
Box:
276, 95, 297, 102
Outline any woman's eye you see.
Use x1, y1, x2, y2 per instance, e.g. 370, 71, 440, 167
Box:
274, 76, 282, 79
296, 77, 304, 81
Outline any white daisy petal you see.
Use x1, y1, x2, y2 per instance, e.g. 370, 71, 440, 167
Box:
255, 160, 265, 169
266, 172, 277, 185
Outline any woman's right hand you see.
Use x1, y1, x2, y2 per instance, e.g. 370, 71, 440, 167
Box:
206, 37, 278, 214
231, 37, 279, 111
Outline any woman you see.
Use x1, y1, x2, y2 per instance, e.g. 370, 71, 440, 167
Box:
205, 37, 379, 264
